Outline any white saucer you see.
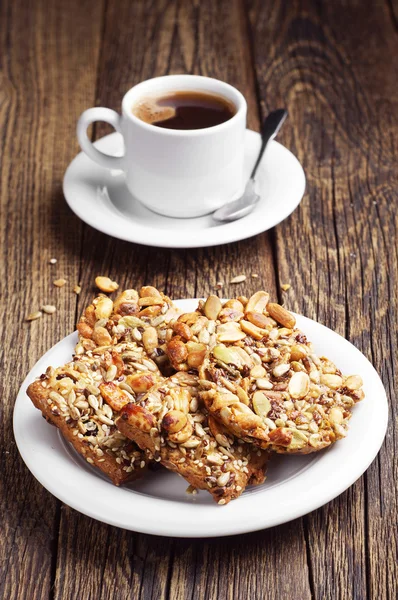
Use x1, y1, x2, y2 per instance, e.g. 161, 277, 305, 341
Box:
14, 299, 388, 538
63, 130, 306, 248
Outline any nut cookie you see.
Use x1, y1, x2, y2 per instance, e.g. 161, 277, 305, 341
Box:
115, 372, 270, 504
77, 286, 181, 374
164, 292, 365, 454
27, 342, 163, 485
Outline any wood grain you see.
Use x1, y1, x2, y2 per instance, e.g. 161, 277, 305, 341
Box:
54, 509, 173, 600
1, 0, 397, 598
53, 1, 309, 600
0, 0, 104, 598
167, 522, 311, 600
247, 1, 398, 598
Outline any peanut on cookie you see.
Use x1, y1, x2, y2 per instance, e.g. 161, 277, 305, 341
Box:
27, 341, 163, 484
163, 292, 365, 454
76, 286, 181, 374
115, 372, 270, 504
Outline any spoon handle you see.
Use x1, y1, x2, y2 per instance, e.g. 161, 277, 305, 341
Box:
250, 109, 288, 179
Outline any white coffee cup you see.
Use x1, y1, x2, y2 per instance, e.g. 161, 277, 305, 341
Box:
77, 75, 247, 218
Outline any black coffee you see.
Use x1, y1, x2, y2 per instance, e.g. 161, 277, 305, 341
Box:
132, 91, 236, 130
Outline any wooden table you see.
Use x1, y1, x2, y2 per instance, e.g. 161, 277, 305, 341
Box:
1, 1, 397, 598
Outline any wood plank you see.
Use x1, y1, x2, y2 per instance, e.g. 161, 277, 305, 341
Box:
0, 0, 104, 598
54, 509, 172, 600
168, 522, 311, 600
54, 1, 312, 599
247, 0, 398, 597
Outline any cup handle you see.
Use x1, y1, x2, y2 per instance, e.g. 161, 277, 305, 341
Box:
76, 107, 125, 170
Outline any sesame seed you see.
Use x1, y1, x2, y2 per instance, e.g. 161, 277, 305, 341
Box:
26, 311, 42, 322
230, 274, 246, 284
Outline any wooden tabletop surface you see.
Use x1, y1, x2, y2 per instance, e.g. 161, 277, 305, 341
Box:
1, 0, 397, 598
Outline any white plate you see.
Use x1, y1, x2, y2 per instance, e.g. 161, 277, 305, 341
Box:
14, 299, 388, 538
63, 130, 306, 248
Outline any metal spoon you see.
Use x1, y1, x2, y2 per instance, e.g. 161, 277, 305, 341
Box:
212, 109, 288, 222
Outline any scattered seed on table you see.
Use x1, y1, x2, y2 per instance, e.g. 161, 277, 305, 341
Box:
230, 275, 246, 284
26, 311, 42, 321
54, 278, 67, 287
